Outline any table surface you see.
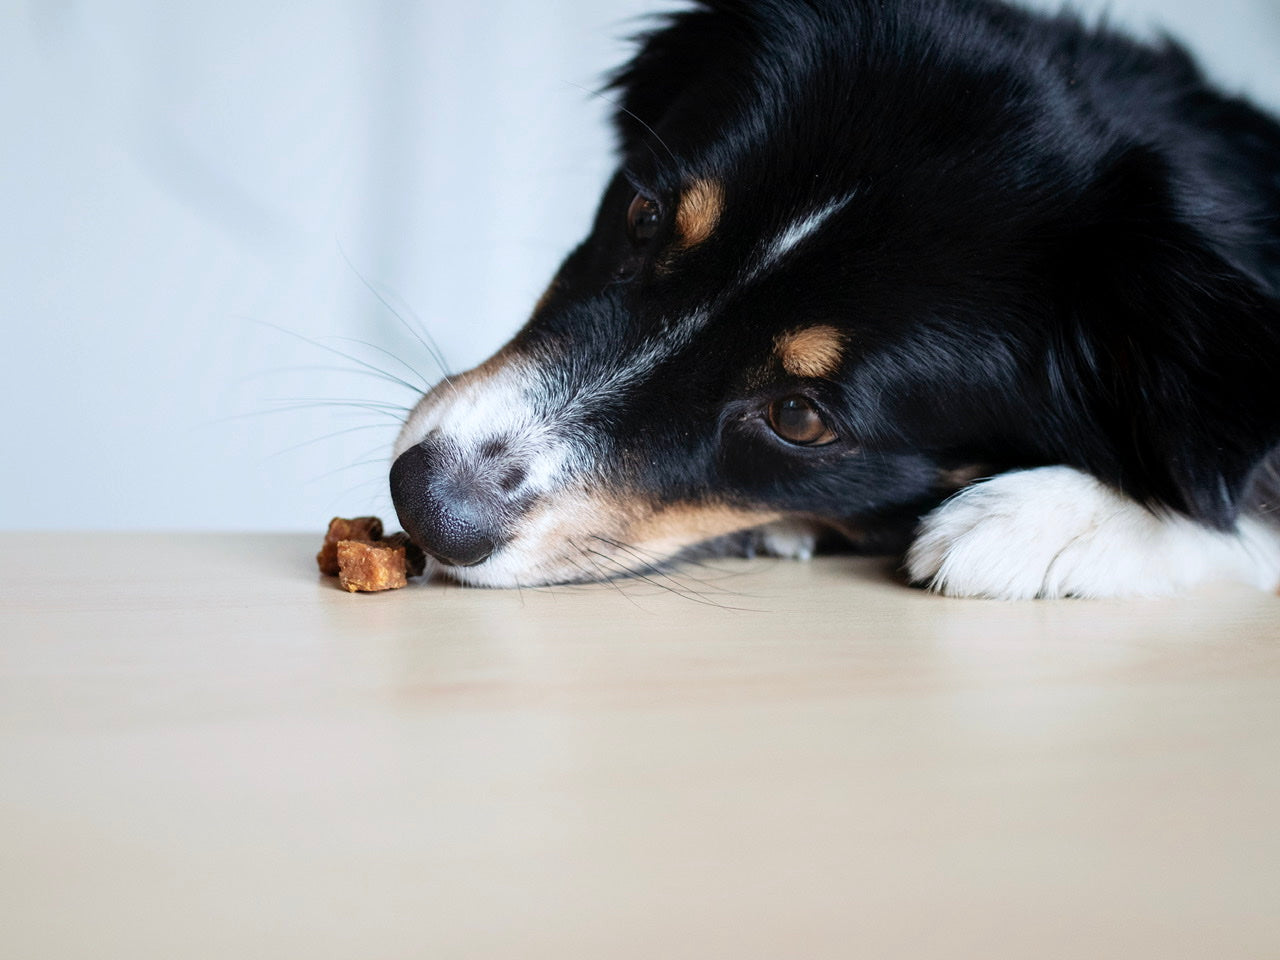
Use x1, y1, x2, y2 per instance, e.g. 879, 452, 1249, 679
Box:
3, 533, 1279, 959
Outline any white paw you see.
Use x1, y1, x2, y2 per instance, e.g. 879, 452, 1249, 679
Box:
905, 466, 1280, 599
756, 519, 822, 561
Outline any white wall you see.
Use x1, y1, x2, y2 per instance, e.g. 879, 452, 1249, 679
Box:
4, 0, 1279, 531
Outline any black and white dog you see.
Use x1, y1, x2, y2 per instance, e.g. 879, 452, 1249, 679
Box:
389, 0, 1280, 598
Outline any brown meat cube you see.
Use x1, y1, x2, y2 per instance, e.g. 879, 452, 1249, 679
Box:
381, 531, 428, 578
336, 539, 407, 593
317, 516, 384, 575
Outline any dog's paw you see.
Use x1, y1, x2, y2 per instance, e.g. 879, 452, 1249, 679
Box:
754, 519, 822, 561
905, 466, 1280, 599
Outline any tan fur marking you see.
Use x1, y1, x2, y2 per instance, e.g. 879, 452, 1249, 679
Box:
626, 502, 783, 557
437, 486, 794, 585
938, 464, 993, 491
532, 278, 560, 319
455, 345, 514, 386
775, 325, 846, 379
511, 495, 781, 580
675, 179, 724, 249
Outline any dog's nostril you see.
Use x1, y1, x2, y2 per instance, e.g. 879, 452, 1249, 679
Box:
478, 438, 508, 460
390, 443, 501, 568
499, 465, 527, 494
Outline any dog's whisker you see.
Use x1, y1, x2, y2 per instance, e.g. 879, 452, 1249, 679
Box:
569, 542, 648, 609
590, 535, 742, 597
327, 474, 397, 508
598, 531, 754, 583
335, 243, 455, 385
327, 336, 435, 392
302, 455, 394, 486
235, 364, 423, 394
593, 545, 765, 611
583, 547, 741, 609
245, 318, 431, 399
205, 404, 405, 426
563, 80, 676, 164
265, 397, 412, 413
614, 533, 759, 582
670, 544, 767, 581
268, 423, 399, 459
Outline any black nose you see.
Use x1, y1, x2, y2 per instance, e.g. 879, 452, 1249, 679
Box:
390, 442, 502, 567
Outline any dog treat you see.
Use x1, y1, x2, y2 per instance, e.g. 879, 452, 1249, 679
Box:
317, 516, 427, 592
336, 539, 407, 593
317, 516, 383, 575
381, 531, 428, 578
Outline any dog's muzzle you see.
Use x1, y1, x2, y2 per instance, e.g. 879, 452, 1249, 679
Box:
390, 440, 517, 568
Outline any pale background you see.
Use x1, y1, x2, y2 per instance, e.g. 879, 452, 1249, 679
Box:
4, 0, 1279, 531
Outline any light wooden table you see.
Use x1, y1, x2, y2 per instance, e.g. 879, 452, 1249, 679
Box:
3, 533, 1279, 958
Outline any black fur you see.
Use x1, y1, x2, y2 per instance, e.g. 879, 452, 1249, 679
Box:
605, 0, 1280, 529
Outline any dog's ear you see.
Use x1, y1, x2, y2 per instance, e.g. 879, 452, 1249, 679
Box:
1055, 146, 1280, 528
607, 4, 752, 154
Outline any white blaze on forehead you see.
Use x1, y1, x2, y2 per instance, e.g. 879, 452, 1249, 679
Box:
755, 193, 855, 277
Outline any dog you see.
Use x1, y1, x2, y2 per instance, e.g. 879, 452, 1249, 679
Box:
389, 0, 1280, 599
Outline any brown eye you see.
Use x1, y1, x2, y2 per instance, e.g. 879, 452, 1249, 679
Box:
767, 396, 838, 446
626, 193, 662, 244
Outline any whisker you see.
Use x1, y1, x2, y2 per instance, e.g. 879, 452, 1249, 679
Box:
562, 80, 676, 164
302, 454, 392, 486
328, 336, 434, 392
591, 535, 742, 597
236, 364, 424, 395
327, 474, 395, 509
570, 543, 648, 609
672, 535, 776, 580
584, 547, 745, 609
265, 397, 411, 413
243, 318, 429, 398
596, 532, 734, 576
583, 547, 706, 602
203, 403, 405, 426
267, 423, 399, 459
336, 242, 455, 383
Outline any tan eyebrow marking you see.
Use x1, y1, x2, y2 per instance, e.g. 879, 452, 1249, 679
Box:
674, 178, 724, 249
775, 325, 846, 379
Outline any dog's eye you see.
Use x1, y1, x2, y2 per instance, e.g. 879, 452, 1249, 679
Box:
626, 193, 662, 244
767, 396, 838, 446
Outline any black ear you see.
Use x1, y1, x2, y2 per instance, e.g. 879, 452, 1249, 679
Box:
606, 4, 751, 154
1056, 146, 1280, 528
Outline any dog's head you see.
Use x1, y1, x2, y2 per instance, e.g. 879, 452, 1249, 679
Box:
390, 0, 1280, 587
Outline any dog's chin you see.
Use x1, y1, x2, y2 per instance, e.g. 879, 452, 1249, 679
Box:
429, 538, 700, 588
430, 549, 602, 588
428, 519, 828, 588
